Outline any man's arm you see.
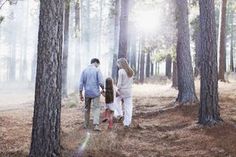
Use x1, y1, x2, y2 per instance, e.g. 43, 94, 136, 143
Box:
79, 71, 85, 101
97, 69, 104, 92
79, 91, 84, 101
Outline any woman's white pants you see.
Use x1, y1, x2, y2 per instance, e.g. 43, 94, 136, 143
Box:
114, 96, 133, 126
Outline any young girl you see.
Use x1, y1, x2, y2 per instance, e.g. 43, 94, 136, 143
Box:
102, 77, 116, 129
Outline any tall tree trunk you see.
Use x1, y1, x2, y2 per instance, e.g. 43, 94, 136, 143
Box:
146, 52, 150, 77
229, 11, 234, 72
198, 0, 222, 125
9, 28, 17, 81
29, 0, 64, 156
130, 25, 136, 72
31, 46, 37, 83
20, 0, 30, 81
194, 22, 201, 77
137, 37, 141, 79
62, 0, 70, 98
118, 0, 129, 59
81, 0, 90, 61
230, 31, 234, 72
140, 52, 145, 84
155, 62, 158, 75
176, 0, 197, 104
87, 0, 90, 57
112, 54, 118, 82
165, 54, 172, 79
157, 62, 160, 75
74, 0, 81, 91
151, 62, 154, 76
112, 0, 120, 82
20, 49, 27, 80
97, 0, 103, 57
127, 0, 134, 63
218, 0, 227, 81
172, 60, 178, 88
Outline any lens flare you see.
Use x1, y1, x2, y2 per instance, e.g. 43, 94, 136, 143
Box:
75, 132, 91, 157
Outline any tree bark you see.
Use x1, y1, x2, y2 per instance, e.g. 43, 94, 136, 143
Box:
157, 62, 160, 75
194, 22, 201, 77
230, 30, 234, 72
165, 54, 172, 79
155, 62, 158, 75
218, 0, 227, 81
62, 0, 70, 98
229, 10, 234, 72
140, 52, 145, 84
176, 0, 197, 104
29, 0, 63, 156
230, 41, 234, 72
146, 52, 150, 77
81, 0, 90, 60
118, 0, 129, 59
75, 0, 80, 38
151, 62, 154, 76
112, 0, 120, 82
98, 0, 103, 57
172, 60, 178, 88
130, 25, 136, 72
112, 54, 118, 82
137, 37, 141, 79
198, 0, 222, 125
74, 0, 81, 91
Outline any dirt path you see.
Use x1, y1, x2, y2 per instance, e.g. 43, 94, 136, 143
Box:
0, 82, 236, 157
0, 89, 34, 111
62, 99, 236, 157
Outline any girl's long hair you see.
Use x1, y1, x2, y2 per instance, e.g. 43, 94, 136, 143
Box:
105, 77, 114, 104
117, 58, 134, 78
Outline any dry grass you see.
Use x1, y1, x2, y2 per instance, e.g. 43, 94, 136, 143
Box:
1, 78, 236, 157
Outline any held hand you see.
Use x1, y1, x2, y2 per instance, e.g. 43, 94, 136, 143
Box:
80, 95, 84, 102
116, 91, 120, 97
101, 91, 105, 97
79, 91, 84, 102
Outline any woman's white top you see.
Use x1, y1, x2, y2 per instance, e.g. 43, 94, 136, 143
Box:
117, 69, 133, 98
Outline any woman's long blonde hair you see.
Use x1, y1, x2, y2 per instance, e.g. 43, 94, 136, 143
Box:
117, 58, 134, 78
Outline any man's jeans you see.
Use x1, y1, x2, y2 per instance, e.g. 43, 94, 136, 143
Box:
84, 96, 100, 127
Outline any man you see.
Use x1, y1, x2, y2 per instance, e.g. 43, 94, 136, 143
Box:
79, 58, 104, 131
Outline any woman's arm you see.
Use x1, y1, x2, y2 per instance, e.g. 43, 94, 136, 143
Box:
117, 69, 124, 90
117, 69, 122, 90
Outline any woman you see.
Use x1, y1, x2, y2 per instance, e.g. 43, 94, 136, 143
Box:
115, 58, 134, 128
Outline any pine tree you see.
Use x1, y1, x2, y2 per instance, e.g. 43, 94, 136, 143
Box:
198, 0, 222, 125
29, 0, 64, 156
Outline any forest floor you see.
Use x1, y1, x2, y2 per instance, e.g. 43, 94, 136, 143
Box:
0, 76, 236, 157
